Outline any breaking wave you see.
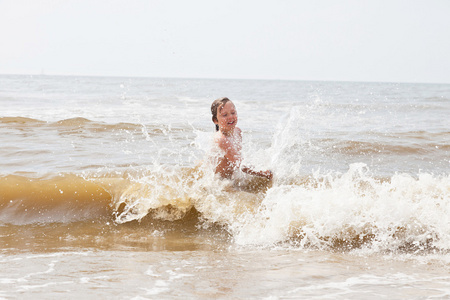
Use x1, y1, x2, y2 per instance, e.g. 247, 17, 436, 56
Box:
1, 163, 448, 253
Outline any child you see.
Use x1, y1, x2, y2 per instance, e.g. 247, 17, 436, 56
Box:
211, 97, 273, 180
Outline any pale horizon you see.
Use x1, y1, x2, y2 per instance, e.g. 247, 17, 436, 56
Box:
2, 72, 449, 86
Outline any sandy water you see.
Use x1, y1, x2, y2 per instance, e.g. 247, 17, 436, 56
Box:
0, 75, 449, 299
2, 250, 450, 299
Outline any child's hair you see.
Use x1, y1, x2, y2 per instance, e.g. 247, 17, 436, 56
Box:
211, 97, 231, 131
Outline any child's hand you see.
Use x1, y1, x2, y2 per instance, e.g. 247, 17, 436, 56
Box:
242, 166, 273, 180
260, 170, 273, 180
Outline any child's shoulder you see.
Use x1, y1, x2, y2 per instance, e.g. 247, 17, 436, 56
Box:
214, 129, 240, 149
214, 132, 229, 148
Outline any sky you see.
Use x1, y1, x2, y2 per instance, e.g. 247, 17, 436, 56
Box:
1, 0, 449, 83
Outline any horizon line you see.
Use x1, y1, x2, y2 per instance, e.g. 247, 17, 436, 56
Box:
0, 72, 448, 86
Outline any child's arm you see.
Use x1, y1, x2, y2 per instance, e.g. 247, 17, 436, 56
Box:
217, 137, 241, 168
241, 166, 273, 179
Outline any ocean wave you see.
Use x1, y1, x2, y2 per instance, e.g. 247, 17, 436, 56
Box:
1, 164, 449, 253
0, 116, 189, 134
0, 116, 47, 125
329, 139, 449, 155
0, 174, 112, 224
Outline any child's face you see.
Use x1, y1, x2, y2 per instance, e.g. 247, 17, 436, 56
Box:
215, 101, 238, 133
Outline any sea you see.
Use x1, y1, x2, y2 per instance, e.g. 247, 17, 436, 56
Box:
0, 74, 449, 299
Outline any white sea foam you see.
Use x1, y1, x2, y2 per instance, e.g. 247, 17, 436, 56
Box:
231, 164, 449, 250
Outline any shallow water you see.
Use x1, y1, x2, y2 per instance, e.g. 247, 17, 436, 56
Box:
0, 74, 449, 298
2, 250, 450, 299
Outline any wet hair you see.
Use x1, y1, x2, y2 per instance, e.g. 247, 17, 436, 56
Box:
211, 97, 231, 131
